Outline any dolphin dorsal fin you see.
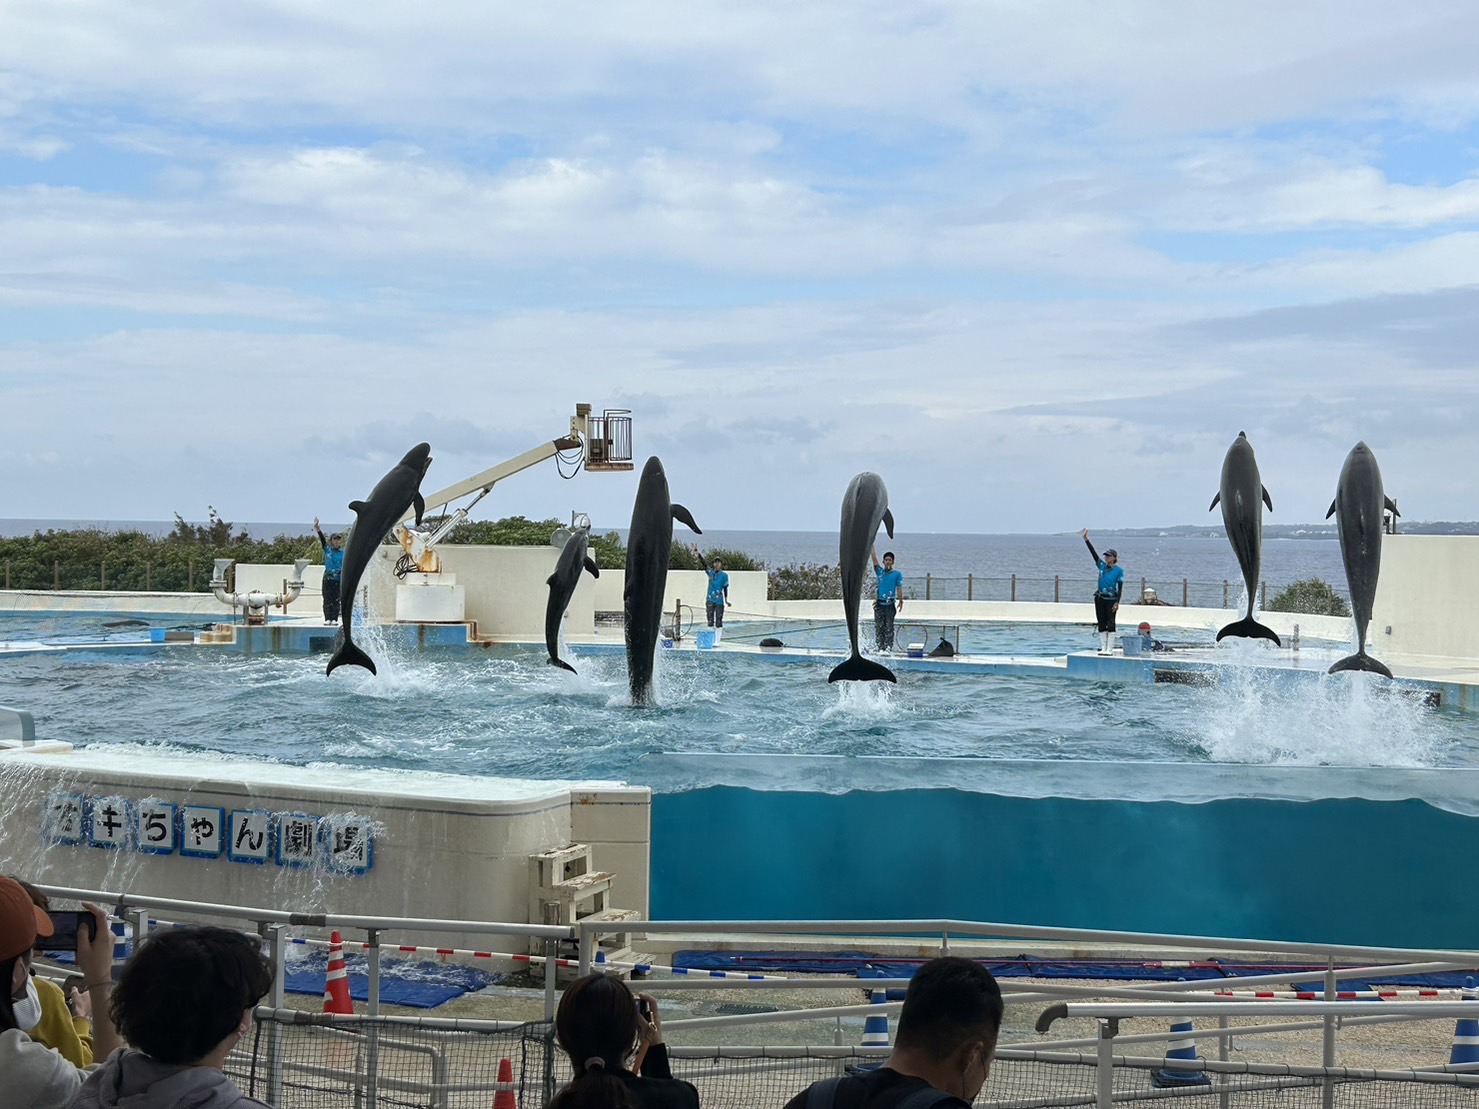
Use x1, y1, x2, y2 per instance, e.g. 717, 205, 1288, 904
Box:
1208, 493, 1221, 511
1325, 499, 1336, 520
671, 504, 702, 534
1385, 496, 1400, 517
883, 508, 895, 539
1262, 487, 1273, 511
546, 573, 558, 587
584, 557, 600, 579
412, 491, 426, 526
349, 500, 369, 515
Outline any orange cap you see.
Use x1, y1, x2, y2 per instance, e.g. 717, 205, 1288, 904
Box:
0, 876, 53, 960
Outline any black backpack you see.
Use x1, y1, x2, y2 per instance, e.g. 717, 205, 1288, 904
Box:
804, 1076, 961, 1109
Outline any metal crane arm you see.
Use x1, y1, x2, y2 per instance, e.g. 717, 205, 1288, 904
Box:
400, 436, 582, 524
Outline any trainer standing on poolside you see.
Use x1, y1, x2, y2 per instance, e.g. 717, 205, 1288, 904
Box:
871, 547, 904, 652
694, 545, 730, 644
1082, 529, 1123, 654
313, 517, 345, 625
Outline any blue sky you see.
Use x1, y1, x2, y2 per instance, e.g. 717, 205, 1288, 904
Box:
2, 1, 1478, 532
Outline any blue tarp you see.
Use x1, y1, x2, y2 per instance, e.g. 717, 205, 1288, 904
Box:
284, 951, 497, 1009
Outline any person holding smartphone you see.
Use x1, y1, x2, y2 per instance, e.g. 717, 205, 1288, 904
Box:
0, 876, 118, 1108
548, 971, 699, 1108
10, 879, 93, 1067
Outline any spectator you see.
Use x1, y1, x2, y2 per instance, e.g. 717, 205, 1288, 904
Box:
10, 879, 91, 1067
783, 957, 1003, 1109
72, 925, 273, 1109
0, 876, 116, 1108
548, 972, 699, 1109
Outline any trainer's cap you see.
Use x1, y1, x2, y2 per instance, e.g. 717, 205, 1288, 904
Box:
1103, 548, 1118, 559
1138, 622, 1152, 633
0, 876, 53, 960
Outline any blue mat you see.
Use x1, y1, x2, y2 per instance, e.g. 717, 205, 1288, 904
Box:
284, 951, 498, 1009
672, 951, 1479, 996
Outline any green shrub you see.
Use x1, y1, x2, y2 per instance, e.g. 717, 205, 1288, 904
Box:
768, 562, 843, 600
670, 544, 763, 571
1267, 578, 1351, 617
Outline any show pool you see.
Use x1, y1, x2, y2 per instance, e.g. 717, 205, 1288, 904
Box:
3, 613, 1478, 947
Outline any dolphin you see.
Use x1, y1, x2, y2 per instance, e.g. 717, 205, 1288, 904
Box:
326, 442, 433, 677
1326, 442, 1399, 678
624, 456, 701, 705
828, 472, 898, 683
545, 526, 599, 674
1209, 432, 1281, 645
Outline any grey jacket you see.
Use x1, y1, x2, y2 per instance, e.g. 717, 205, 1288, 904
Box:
69, 1049, 270, 1109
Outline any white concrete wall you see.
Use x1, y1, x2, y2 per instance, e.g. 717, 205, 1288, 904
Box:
0, 746, 649, 947
1370, 535, 1479, 663
0, 591, 226, 617
592, 570, 769, 616
235, 563, 326, 617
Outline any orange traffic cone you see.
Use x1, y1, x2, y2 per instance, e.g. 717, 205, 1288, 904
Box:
492, 1056, 515, 1109
323, 931, 353, 1016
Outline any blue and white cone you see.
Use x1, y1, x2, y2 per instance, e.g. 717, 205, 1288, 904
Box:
1449, 981, 1479, 1067
1150, 1019, 1211, 1088
843, 970, 891, 1076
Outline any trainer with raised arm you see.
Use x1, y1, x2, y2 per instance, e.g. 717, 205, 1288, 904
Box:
871, 548, 904, 652
1082, 528, 1123, 654
783, 957, 1003, 1109
313, 516, 345, 625
694, 545, 730, 644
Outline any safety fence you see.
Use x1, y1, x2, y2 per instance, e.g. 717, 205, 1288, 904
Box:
34, 886, 1479, 1108
895, 574, 1347, 609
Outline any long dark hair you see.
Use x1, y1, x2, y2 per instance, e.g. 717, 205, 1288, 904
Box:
548, 973, 639, 1109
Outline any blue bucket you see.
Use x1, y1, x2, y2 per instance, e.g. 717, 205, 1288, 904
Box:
1120, 634, 1145, 657
149, 628, 167, 643
695, 628, 717, 650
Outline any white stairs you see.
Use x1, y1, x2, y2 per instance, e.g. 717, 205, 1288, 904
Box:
528, 843, 641, 961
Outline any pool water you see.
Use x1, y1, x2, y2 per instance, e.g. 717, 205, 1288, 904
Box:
0, 614, 1473, 788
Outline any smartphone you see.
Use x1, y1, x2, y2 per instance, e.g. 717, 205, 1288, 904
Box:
43, 910, 98, 952
637, 997, 653, 1022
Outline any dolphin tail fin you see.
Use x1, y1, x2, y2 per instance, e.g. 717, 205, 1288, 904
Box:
1215, 617, 1282, 646
1326, 499, 1336, 520
1329, 652, 1393, 679
828, 652, 898, 684
1208, 493, 1220, 511
882, 508, 895, 539
671, 504, 701, 534
1385, 496, 1400, 518
584, 557, 600, 578
548, 656, 578, 674
413, 491, 425, 526
348, 499, 368, 515
1262, 486, 1273, 511
326, 638, 377, 676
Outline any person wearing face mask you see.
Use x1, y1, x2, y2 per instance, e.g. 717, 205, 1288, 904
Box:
783, 957, 1003, 1109
72, 925, 274, 1109
0, 877, 118, 1108
9, 879, 93, 1067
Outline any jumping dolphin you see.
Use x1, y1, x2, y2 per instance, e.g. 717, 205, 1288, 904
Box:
828, 472, 898, 683
1326, 442, 1399, 678
624, 456, 701, 705
545, 527, 599, 674
326, 442, 433, 677
1209, 432, 1281, 645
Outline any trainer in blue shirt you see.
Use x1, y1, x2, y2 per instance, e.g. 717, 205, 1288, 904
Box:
694, 545, 730, 642
871, 547, 904, 652
314, 516, 345, 625
1082, 529, 1124, 654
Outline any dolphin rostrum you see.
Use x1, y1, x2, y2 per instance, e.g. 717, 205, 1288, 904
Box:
326, 442, 433, 677
545, 526, 599, 674
1209, 432, 1281, 645
828, 472, 898, 683
624, 456, 701, 705
1326, 442, 1399, 678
